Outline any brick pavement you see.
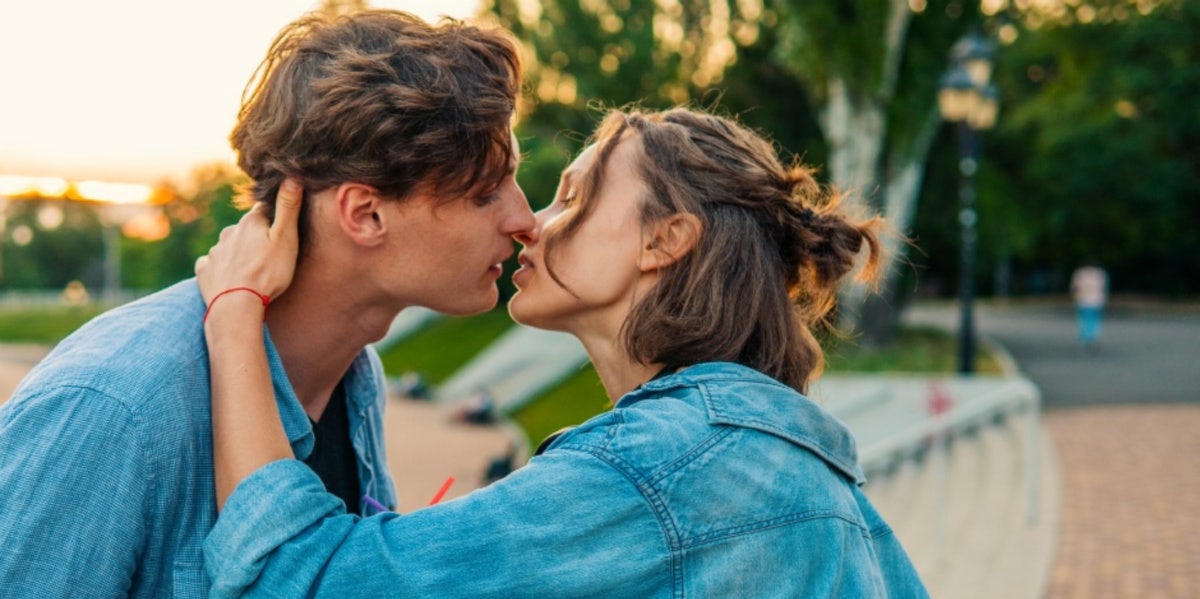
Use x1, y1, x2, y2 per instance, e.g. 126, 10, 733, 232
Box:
1045, 405, 1200, 599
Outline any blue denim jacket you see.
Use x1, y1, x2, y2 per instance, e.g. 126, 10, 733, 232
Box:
205, 362, 928, 598
0, 280, 395, 598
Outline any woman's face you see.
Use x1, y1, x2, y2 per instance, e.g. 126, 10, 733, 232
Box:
508, 136, 652, 334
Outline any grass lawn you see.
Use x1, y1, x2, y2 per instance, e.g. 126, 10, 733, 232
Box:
824, 326, 1002, 375
376, 309, 516, 384
0, 306, 107, 343
509, 365, 611, 449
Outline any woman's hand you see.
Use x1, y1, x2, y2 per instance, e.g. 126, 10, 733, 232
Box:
195, 179, 303, 305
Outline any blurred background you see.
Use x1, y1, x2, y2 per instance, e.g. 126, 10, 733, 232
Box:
1, 1, 1197, 596
1, 0, 1195, 315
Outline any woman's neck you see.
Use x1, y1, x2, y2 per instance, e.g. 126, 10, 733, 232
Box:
573, 327, 662, 402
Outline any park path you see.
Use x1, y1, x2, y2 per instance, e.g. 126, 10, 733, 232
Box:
909, 299, 1200, 598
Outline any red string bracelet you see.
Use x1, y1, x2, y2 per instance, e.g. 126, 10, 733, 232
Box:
203, 287, 270, 324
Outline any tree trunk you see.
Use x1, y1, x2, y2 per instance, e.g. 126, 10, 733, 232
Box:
826, 101, 942, 346
819, 79, 887, 339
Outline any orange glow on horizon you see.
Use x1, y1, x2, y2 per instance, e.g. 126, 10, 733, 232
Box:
0, 174, 173, 205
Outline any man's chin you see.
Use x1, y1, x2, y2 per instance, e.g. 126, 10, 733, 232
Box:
431, 288, 499, 316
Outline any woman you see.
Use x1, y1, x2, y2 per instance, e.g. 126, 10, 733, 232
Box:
198, 108, 929, 597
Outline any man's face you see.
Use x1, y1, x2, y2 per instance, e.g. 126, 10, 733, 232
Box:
377, 135, 534, 315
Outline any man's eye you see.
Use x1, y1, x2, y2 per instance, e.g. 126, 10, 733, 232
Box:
476, 192, 501, 206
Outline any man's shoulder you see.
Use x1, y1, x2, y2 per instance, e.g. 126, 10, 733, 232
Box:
16, 280, 209, 410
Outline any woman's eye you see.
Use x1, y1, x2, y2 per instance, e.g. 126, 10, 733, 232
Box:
560, 192, 577, 207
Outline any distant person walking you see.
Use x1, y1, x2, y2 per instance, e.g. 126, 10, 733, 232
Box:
1070, 263, 1109, 349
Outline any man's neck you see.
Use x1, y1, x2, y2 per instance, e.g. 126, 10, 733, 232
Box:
265, 266, 400, 421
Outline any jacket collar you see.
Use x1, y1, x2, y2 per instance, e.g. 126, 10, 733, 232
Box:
619, 362, 865, 485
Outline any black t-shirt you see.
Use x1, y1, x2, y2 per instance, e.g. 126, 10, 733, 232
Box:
303, 381, 362, 515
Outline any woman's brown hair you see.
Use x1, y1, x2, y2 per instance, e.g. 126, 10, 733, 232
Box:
547, 108, 882, 393
231, 10, 521, 219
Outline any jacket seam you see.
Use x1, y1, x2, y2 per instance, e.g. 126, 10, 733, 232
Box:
681, 510, 869, 550
646, 427, 735, 486
558, 444, 684, 595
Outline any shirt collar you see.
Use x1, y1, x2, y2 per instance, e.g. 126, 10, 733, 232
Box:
261, 328, 381, 460
263, 326, 315, 459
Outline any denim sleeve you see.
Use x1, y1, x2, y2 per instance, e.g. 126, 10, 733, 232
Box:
0, 387, 149, 596
206, 450, 672, 598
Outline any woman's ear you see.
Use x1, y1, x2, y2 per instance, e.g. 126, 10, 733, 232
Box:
638, 213, 702, 272
333, 183, 386, 246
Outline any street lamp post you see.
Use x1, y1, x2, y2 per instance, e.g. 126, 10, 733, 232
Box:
938, 31, 998, 375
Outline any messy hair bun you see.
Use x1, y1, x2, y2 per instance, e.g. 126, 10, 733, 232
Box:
568, 107, 882, 392
773, 164, 881, 328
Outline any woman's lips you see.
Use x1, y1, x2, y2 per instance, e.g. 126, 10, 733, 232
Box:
512, 254, 534, 286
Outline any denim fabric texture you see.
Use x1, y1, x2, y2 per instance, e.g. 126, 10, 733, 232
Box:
0, 280, 395, 598
205, 362, 928, 598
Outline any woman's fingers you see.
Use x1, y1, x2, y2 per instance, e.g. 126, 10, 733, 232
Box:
270, 179, 303, 242
197, 179, 304, 305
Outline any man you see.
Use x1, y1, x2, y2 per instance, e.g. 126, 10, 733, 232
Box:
0, 10, 530, 597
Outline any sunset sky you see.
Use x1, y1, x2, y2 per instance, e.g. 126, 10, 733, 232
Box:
0, 1, 481, 187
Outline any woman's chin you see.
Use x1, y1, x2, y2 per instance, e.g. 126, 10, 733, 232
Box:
507, 292, 561, 331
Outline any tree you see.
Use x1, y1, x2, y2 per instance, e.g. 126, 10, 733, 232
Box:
488, 0, 981, 344
980, 0, 1200, 294
766, 0, 994, 343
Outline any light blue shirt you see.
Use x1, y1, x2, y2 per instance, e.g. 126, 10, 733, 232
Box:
0, 280, 395, 598
205, 362, 928, 598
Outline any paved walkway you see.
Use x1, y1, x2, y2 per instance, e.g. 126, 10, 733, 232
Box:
909, 299, 1200, 598
1045, 405, 1200, 598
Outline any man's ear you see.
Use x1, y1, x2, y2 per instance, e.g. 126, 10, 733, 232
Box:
638, 213, 702, 272
333, 183, 386, 246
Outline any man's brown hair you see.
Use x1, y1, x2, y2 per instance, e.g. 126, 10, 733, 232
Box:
545, 108, 882, 393
231, 9, 522, 221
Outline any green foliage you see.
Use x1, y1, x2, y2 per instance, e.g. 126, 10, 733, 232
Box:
975, 0, 1200, 294
0, 201, 104, 290
118, 167, 246, 291
376, 310, 516, 383
824, 326, 1002, 374
0, 305, 106, 342
771, 0, 894, 97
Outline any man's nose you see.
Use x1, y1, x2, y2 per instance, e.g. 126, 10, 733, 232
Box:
503, 186, 536, 237
513, 211, 541, 246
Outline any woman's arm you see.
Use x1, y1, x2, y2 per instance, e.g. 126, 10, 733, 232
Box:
196, 180, 303, 508
204, 448, 669, 597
